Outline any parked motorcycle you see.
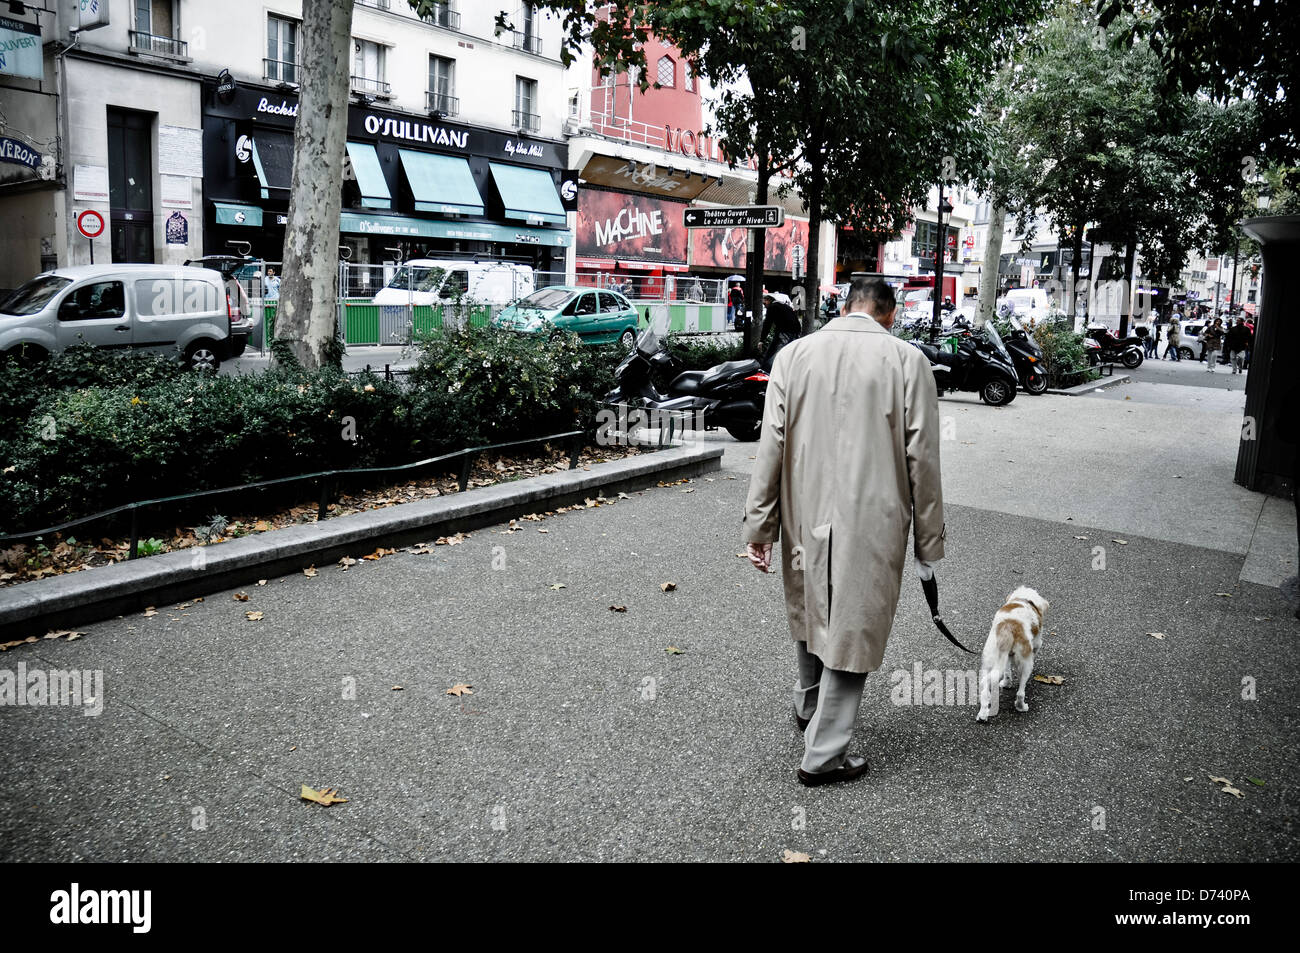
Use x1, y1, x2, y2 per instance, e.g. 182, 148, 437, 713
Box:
911, 323, 1019, 406
1086, 327, 1144, 368
603, 328, 768, 441
1002, 314, 1048, 394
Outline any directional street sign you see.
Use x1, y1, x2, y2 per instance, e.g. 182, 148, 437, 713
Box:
683, 205, 784, 229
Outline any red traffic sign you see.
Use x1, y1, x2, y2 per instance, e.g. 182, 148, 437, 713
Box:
77, 209, 105, 240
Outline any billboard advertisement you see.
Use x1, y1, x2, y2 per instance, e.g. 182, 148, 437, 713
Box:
689, 215, 809, 273
576, 189, 688, 264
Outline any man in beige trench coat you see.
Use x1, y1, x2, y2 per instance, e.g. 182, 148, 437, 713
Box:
743, 277, 946, 786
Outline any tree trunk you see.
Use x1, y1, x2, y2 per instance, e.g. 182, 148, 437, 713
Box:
274, 0, 355, 369
1069, 226, 1084, 329
974, 203, 1006, 327
1119, 239, 1136, 337
801, 159, 824, 337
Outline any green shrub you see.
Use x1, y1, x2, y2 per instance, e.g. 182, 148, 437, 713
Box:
0, 333, 624, 535
664, 333, 744, 370
995, 316, 1098, 388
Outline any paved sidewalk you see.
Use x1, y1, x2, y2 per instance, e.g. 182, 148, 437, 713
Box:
1, 376, 1295, 862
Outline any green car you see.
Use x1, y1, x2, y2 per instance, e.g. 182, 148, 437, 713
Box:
495, 286, 641, 348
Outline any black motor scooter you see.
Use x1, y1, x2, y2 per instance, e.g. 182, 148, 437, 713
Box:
910, 322, 1019, 406
602, 328, 768, 441
1002, 313, 1048, 394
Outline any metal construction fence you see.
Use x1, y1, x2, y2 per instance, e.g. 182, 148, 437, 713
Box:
228, 261, 738, 352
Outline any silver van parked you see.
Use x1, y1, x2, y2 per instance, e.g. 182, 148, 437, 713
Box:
0, 265, 242, 371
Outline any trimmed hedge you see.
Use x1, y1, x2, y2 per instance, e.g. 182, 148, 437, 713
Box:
0, 328, 619, 534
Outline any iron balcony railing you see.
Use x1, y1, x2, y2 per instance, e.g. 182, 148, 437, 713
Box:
513, 31, 542, 55
513, 109, 540, 132
356, 0, 391, 10
351, 75, 392, 97
422, 4, 460, 30
426, 90, 460, 116
129, 30, 188, 58
263, 57, 299, 84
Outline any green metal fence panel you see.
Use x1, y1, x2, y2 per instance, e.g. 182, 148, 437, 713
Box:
467, 305, 492, 328
342, 300, 380, 345
668, 305, 687, 332
412, 305, 443, 336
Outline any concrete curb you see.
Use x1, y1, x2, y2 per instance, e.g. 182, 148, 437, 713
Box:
1046, 373, 1131, 396
0, 441, 724, 638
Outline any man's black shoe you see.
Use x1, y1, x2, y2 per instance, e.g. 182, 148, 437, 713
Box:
797, 755, 869, 787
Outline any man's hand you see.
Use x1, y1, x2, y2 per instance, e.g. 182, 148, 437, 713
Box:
746, 542, 773, 573
915, 559, 937, 581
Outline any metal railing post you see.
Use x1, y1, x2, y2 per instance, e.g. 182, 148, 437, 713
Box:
128, 507, 140, 559
317, 478, 331, 521
458, 452, 475, 492
569, 433, 583, 471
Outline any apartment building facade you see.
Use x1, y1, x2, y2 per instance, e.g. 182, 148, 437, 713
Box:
0, 0, 572, 290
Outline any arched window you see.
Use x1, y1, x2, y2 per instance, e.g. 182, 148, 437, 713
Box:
684, 60, 695, 92
657, 55, 675, 88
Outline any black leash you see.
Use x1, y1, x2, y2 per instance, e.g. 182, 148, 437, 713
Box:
920, 575, 979, 654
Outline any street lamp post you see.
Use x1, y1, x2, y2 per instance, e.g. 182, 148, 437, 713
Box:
930, 185, 954, 344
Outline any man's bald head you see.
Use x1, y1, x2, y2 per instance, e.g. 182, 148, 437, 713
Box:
844, 278, 896, 328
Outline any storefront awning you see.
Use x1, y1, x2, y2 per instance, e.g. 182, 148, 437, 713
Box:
252, 132, 293, 200
213, 202, 264, 227
338, 211, 570, 247
398, 149, 483, 215
488, 162, 567, 227
345, 142, 392, 210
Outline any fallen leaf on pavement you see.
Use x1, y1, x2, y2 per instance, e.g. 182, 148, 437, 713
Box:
609, 605, 627, 612
538, 528, 549, 534
1032, 675, 1065, 685
409, 543, 434, 554
338, 557, 357, 570
660, 582, 677, 592
303, 566, 318, 577
1112, 539, 1128, 545
300, 784, 348, 806
666, 646, 685, 655
1073, 535, 1088, 540
233, 592, 249, 602
245, 611, 264, 621
143, 607, 158, 617
445, 683, 474, 697
782, 849, 811, 863
1147, 632, 1166, 640
257, 579, 268, 586
363, 547, 397, 560
392, 685, 404, 691
548, 583, 566, 590
436, 533, 467, 546
618, 492, 630, 499
1215, 592, 1232, 598
1247, 777, 1266, 787
1209, 776, 1245, 799
682, 488, 695, 494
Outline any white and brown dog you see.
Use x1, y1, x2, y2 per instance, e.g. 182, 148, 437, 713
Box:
976, 586, 1050, 722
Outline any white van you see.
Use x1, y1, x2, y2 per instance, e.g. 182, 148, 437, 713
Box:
0, 265, 239, 370
372, 259, 534, 307
1000, 288, 1052, 317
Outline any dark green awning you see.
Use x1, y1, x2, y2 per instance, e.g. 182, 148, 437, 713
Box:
214, 202, 264, 227
398, 149, 483, 215
488, 162, 567, 226
345, 141, 392, 210
252, 133, 293, 199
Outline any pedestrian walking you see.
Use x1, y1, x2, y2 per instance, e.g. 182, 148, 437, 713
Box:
1225, 318, 1252, 374
759, 291, 802, 370
1164, 315, 1182, 361
1203, 318, 1225, 372
265, 267, 281, 300
743, 277, 946, 786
